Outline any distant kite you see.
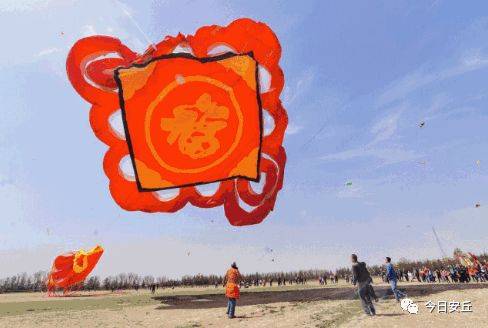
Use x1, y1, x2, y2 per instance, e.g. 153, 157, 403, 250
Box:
457, 252, 479, 268
47, 245, 104, 295
66, 18, 287, 226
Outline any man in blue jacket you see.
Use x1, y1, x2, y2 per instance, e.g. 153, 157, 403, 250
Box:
385, 257, 406, 301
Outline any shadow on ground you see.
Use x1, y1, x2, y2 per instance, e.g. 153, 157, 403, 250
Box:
152, 283, 488, 310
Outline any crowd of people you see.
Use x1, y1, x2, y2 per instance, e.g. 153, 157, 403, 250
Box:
242, 275, 308, 287
380, 263, 488, 284
348, 254, 488, 317
223, 254, 488, 319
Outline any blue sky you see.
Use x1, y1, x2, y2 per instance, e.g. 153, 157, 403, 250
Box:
1, 0, 488, 278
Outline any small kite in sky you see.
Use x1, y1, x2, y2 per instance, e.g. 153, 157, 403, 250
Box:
345, 181, 353, 187
419, 121, 425, 128
66, 18, 287, 226
47, 245, 103, 295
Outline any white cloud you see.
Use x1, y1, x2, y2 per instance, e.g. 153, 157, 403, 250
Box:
286, 122, 303, 135
36, 47, 61, 57
0, 0, 153, 69
322, 47, 488, 167
283, 68, 314, 107
82, 24, 97, 36
321, 146, 420, 165
369, 109, 403, 145
377, 51, 488, 107
0, 0, 55, 12
319, 104, 417, 165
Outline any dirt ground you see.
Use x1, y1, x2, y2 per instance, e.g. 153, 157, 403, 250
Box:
0, 282, 487, 327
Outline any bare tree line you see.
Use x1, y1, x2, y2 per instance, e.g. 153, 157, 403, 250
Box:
0, 269, 334, 293
0, 271, 48, 293
2, 250, 486, 293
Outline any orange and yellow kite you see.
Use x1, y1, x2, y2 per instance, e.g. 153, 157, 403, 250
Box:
457, 252, 480, 268
66, 18, 287, 226
47, 245, 104, 295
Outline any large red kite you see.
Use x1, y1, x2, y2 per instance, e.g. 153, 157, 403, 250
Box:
47, 245, 104, 295
66, 18, 287, 226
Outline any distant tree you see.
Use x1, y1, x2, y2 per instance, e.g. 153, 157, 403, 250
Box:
84, 276, 101, 291
453, 248, 463, 258
142, 275, 155, 288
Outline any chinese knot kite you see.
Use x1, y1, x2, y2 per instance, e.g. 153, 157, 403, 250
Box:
66, 18, 287, 226
47, 245, 104, 295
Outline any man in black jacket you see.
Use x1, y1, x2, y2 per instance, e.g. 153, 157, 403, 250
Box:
351, 254, 376, 316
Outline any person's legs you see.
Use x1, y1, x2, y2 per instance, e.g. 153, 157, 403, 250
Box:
390, 279, 406, 301
366, 284, 376, 314
369, 301, 376, 315
368, 283, 379, 302
389, 280, 398, 301
226, 299, 231, 315
358, 285, 374, 315
228, 298, 236, 318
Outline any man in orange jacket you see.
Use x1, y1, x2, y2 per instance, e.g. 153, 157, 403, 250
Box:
224, 262, 242, 319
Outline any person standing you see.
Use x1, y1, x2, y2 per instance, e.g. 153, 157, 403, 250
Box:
436, 269, 442, 283
415, 268, 421, 282
351, 254, 376, 316
224, 262, 242, 319
385, 257, 406, 301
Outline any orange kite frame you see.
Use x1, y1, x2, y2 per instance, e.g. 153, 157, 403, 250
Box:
66, 18, 287, 226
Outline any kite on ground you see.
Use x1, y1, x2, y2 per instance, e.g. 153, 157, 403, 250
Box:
47, 245, 104, 295
66, 18, 287, 226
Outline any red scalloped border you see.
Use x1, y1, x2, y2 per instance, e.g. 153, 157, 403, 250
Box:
66, 18, 287, 226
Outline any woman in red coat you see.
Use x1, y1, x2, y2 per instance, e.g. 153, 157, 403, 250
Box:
224, 262, 242, 318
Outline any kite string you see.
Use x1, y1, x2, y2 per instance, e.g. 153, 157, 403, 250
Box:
113, 0, 157, 52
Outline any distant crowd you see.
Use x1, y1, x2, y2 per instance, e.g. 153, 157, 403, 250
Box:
379, 263, 488, 284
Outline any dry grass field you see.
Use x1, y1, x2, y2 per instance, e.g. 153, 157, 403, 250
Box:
0, 281, 487, 327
